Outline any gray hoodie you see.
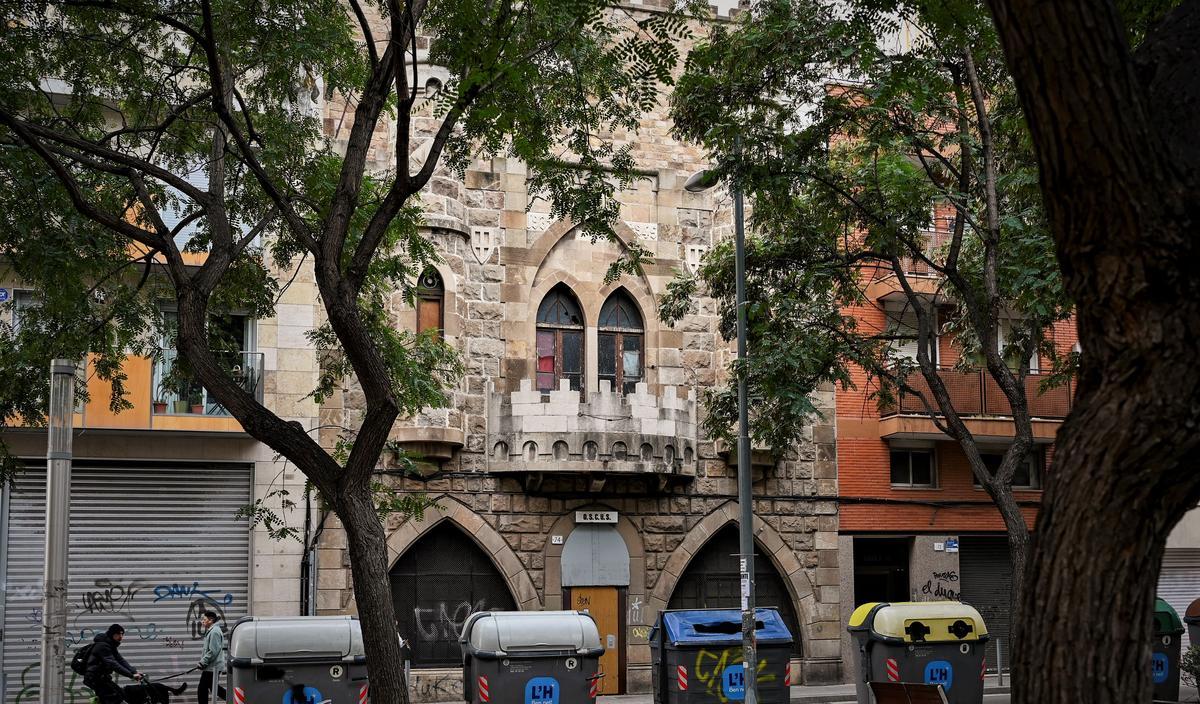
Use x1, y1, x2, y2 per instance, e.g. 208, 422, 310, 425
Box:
198, 622, 226, 673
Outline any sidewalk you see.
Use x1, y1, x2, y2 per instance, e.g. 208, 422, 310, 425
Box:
591, 679, 1200, 704
595, 676, 1012, 704
787, 675, 1010, 703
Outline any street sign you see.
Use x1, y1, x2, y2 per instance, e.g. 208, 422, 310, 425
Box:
0, 288, 8, 303
575, 510, 617, 524
944, 539, 959, 553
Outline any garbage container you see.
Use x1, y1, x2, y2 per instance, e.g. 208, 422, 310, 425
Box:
1153, 598, 1184, 702
1184, 598, 1200, 651
460, 610, 604, 704
228, 616, 368, 704
848, 602, 988, 704
648, 608, 794, 704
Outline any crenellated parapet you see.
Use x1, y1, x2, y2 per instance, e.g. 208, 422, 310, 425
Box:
486, 378, 698, 490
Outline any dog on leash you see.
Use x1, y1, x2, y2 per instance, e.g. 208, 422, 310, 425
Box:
121, 680, 189, 704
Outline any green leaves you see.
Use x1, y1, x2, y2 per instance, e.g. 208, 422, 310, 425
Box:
668, 0, 1072, 451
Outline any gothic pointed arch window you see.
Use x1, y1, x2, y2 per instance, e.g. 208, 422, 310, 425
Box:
599, 289, 643, 394
416, 267, 444, 340
536, 284, 584, 393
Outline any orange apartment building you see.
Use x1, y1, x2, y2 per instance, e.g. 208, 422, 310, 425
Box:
833, 235, 1078, 676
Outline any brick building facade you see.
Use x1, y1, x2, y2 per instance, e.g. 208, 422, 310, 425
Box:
834, 252, 1079, 677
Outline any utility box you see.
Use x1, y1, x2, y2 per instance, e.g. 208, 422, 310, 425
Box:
648, 608, 794, 704
228, 616, 369, 704
1153, 598, 1184, 703
460, 611, 604, 704
848, 602, 988, 704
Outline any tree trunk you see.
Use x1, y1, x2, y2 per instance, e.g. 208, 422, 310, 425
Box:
339, 489, 410, 704
981, 2, 1200, 702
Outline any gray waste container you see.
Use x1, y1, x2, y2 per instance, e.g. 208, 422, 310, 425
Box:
1153, 598, 1184, 702
460, 611, 604, 704
848, 601, 987, 704
229, 616, 368, 704
648, 608, 794, 704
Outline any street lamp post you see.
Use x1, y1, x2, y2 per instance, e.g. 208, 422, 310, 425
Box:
41, 359, 76, 704
684, 168, 757, 704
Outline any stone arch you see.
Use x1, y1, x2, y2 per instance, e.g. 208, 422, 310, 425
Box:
528, 220, 658, 318
528, 272, 597, 336
646, 501, 818, 654
527, 218, 644, 274
542, 505, 646, 615
596, 281, 657, 330
391, 260, 462, 340
596, 285, 660, 390
385, 495, 541, 610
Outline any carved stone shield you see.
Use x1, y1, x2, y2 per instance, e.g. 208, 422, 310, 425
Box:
684, 244, 709, 276
471, 226, 499, 264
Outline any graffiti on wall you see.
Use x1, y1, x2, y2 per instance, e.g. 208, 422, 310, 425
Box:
81, 579, 142, 614
411, 672, 463, 700
153, 581, 234, 605
5, 577, 238, 700
414, 599, 487, 640
919, 570, 960, 601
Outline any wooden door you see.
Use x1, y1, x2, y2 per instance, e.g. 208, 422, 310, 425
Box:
569, 586, 624, 694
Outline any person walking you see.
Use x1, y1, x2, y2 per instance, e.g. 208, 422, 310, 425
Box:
197, 611, 227, 704
84, 624, 144, 704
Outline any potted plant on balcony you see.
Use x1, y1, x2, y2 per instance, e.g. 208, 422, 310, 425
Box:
152, 398, 167, 414
188, 387, 204, 415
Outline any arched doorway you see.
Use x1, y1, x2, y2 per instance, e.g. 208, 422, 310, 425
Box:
562, 524, 630, 694
390, 522, 518, 666
667, 525, 803, 653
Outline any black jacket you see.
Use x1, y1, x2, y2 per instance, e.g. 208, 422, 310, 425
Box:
85, 633, 136, 679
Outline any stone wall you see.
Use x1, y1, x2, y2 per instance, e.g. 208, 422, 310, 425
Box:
312, 1, 845, 694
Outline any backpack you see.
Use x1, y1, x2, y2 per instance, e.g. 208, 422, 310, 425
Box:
70, 643, 94, 676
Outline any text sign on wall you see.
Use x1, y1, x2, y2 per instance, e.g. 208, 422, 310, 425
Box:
575, 510, 618, 524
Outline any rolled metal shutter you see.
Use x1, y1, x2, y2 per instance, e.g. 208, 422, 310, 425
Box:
958, 536, 1013, 672
2, 461, 252, 703
1158, 548, 1200, 651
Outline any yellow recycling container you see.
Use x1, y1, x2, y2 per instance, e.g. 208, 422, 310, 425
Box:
848, 601, 988, 704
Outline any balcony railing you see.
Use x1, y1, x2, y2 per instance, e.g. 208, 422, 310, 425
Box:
882, 367, 1073, 420
900, 229, 949, 277
152, 349, 264, 416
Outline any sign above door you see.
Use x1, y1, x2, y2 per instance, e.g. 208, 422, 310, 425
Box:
576, 510, 618, 524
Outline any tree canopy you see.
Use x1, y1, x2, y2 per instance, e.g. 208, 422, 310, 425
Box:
0, 1, 691, 701
665, 0, 1073, 598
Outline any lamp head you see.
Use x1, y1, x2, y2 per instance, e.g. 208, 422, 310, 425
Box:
683, 169, 721, 193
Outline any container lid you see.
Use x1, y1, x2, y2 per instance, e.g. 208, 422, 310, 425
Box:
1154, 598, 1185, 635
461, 611, 602, 655
652, 608, 793, 646
230, 616, 365, 662
1185, 598, 1200, 625
848, 602, 988, 644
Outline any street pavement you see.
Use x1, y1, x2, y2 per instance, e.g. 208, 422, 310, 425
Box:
586, 680, 1200, 704
425, 678, 1199, 704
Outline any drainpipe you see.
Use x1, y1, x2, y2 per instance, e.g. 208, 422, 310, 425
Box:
300, 489, 313, 615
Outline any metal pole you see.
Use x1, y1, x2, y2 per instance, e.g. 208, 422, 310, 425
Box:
733, 183, 758, 704
41, 359, 76, 704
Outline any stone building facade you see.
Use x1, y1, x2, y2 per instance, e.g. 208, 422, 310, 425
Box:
311, 4, 845, 697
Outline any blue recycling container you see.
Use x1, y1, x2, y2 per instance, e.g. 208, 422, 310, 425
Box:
648, 608, 794, 704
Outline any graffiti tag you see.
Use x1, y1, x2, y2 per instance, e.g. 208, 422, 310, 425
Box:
153, 581, 233, 605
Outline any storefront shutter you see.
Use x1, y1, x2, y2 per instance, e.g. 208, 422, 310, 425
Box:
1, 461, 252, 702
958, 536, 1013, 672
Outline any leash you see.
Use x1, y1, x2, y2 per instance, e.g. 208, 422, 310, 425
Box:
142, 665, 200, 683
